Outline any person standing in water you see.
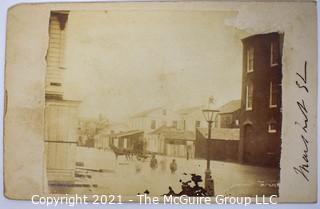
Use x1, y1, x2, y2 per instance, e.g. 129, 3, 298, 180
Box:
150, 154, 158, 170
170, 159, 177, 174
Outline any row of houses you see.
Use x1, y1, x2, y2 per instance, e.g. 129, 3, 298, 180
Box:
127, 101, 240, 133
93, 100, 241, 162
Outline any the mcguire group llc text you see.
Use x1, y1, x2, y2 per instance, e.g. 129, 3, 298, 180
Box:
31, 194, 278, 206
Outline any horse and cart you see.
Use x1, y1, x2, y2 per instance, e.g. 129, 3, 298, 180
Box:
109, 144, 150, 161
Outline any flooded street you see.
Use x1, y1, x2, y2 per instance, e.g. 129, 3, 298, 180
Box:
61, 147, 279, 197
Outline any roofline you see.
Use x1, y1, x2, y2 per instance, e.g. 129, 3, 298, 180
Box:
129, 107, 163, 118
108, 130, 144, 137
218, 109, 240, 115
177, 105, 204, 115
166, 138, 195, 141
241, 32, 281, 43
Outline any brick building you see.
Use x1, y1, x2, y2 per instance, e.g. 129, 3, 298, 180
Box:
238, 32, 283, 167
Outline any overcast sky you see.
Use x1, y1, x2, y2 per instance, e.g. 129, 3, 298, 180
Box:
62, 10, 248, 122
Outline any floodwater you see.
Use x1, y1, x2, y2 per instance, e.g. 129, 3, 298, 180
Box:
49, 146, 279, 197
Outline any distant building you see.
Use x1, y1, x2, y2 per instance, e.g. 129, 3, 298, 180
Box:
78, 116, 111, 147
195, 128, 240, 162
79, 118, 98, 134
145, 126, 169, 154
95, 130, 144, 153
78, 117, 98, 147
238, 32, 283, 167
128, 107, 180, 133
102, 122, 129, 135
215, 100, 241, 128
148, 126, 196, 159
96, 114, 110, 133
94, 122, 130, 150
176, 106, 207, 132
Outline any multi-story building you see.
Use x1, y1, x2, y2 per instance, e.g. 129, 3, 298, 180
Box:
44, 11, 81, 191
238, 32, 283, 167
176, 106, 207, 132
128, 107, 180, 133
128, 107, 183, 155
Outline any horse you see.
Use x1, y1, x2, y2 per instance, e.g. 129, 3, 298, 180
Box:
109, 144, 133, 160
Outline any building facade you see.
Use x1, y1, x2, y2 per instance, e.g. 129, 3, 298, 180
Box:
128, 107, 180, 133
215, 100, 241, 129
45, 11, 81, 191
148, 126, 195, 158
176, 106, 207, 132
238, 32, 283, 167
108, 130, 144, 152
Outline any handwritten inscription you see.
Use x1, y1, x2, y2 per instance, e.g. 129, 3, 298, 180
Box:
293, 61, 310, 182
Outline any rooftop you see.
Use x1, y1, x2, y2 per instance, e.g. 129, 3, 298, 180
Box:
108, 130, 144, 138
130, 107, 163, 118
177, 106, 203, 115
218, 100, 241, 114
150, 126, 195, 141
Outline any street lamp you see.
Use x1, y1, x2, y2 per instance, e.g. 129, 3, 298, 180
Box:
202, 97, 219, 196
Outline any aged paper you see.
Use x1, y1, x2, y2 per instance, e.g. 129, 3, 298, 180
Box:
3, 1, 317, 203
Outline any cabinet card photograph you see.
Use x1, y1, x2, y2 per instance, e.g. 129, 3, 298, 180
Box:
3, 0, 317, 203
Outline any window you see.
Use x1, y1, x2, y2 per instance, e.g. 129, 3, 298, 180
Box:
246, 81, 253, 110
50, 82, 62, 86
221, 115, 232, 128
151, 120, 156, 129
268, 118, 277, 133
247, 47, 254, 72
270, 41, 279, 67
269, 82, 279, 108
195, 121, 201, 128
268, 123, 277, 133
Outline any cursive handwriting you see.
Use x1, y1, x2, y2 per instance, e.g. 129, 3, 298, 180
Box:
293, 61, 310, 182
295, 61, 309, 93
294, 99, 308, 133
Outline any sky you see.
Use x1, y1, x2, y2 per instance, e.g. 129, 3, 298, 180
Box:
62, 10, 248, 122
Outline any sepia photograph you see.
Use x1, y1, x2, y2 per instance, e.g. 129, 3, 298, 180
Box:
2, 0, 317, 204
44, 9, 282, 197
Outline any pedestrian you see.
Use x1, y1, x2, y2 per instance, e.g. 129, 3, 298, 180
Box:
150, 154, 158, 170
170, 159, 177, 174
